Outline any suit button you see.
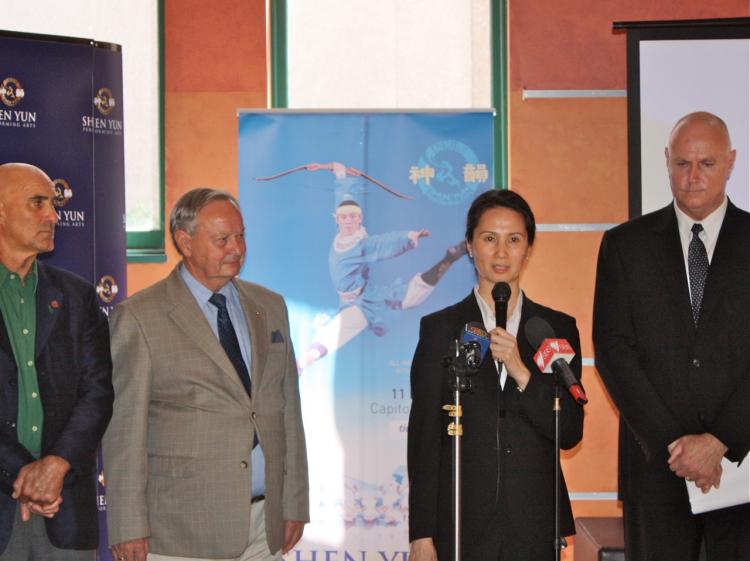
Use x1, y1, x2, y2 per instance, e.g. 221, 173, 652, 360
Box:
240, 461, 248, 469
504, 445, 512, 454
8, 380, 16, 387
692, 358, 701, 368
251, 412, 257, 419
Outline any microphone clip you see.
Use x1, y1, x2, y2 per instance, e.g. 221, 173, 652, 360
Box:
444, 339, 481, 393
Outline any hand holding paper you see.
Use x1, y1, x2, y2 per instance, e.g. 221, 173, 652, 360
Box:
668, 433, 727, 491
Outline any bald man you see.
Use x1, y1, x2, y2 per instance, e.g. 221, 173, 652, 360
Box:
594, 112, 750, 560
0, 163, 113, 561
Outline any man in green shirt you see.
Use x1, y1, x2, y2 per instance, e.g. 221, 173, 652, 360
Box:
0, 163, 113, 561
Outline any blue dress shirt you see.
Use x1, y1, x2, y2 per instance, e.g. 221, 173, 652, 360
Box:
180, 265, 266, 497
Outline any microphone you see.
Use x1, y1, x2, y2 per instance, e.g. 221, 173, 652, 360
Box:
491, 282, 511, 330
524, 317, 588, 405
460, 322, 490, 370
491, 282, 512, 377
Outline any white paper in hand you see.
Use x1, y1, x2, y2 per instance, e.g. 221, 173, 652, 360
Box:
687, 456, 750, 514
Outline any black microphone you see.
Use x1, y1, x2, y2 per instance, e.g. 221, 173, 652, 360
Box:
524, 316, 588, 405
491, 282, 511, 376
460, 322, 491, 370
491, 282, 511, 330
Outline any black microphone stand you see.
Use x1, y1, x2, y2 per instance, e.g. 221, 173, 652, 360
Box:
552, 372, 567, 560
442, 340, 480, 561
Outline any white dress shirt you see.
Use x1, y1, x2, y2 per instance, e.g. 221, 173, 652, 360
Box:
674, 196, 727, 299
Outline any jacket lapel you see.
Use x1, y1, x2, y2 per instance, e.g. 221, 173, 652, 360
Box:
516, 296, 536, 370
234, 280, 268, 394
452, 291, 503, 389
35, 263, 63, 359
0, 310, 13, 363
699, 201, 748, 326
453, 291, 482, 333
652, 205, 695, 330
499, 295, 538, 394
165, 267, 251, 405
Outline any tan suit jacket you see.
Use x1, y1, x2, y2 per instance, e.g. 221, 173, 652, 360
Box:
102, 266, 308, 558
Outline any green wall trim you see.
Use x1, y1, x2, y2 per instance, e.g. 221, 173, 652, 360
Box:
156, 0, 165, 242
126, 250, 168, 263
126, 229, 166, 262
270, 1, 504, 185
127, 230, 163, 247
491, 0, 509, 190
126, 0, 166, 254
270, 0, 288, 108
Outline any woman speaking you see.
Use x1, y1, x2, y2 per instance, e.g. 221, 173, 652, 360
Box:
407, 189, 584, 561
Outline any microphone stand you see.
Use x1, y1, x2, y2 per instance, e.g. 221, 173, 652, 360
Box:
443, 340, 478, 561
552, 372, 567, 560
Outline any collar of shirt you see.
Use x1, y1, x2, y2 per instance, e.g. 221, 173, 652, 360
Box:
473, 286, 523, 389
0, 260, 38, 291
180, 263, 235, 307
179, 264, 250, 361
674, 195, 727, 264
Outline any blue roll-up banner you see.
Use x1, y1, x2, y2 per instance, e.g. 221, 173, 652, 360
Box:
239, 111, 492, 558
0, 30, 126, 561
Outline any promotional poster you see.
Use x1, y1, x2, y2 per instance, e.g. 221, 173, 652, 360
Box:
238, 111, 492, 558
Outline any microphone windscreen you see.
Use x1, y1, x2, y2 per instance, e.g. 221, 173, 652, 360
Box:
524, 316, 556, 350
461, 321, 491, 362
491, 282, 511, 304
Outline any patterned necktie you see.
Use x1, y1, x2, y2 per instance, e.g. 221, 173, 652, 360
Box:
209, 293, 252, 396
209, 293, 258, 448
688, 223, 709, 326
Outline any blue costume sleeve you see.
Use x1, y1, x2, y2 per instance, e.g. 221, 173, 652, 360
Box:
359, 231, 415, 263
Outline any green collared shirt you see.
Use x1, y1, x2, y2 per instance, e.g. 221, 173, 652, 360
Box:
0, 262, 42, 456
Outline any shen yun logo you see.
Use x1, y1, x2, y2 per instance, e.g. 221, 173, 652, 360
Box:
0, 77, 24, 107
52, 179, 74, 208
51, 178, 85, 227
93, 87, 115, 115
410, 140, 489, 206
96, 275, 119, 304
0, 77, 36, 128
82, 86, 123, 134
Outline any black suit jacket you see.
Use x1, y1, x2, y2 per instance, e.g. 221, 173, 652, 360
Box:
407, 292, 583, 560
593, 202, 750, 504
0, 263, 113, 553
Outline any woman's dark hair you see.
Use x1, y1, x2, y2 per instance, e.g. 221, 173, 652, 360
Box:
465, 189, 536, 245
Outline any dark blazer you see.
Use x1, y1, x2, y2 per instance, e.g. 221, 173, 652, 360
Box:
593, 201, 750, 505
0, 262, 113, 553
408, 292, 583, 561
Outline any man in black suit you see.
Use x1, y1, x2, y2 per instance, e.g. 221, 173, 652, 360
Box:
0, 163, 113, 561
594, 112, 750, 561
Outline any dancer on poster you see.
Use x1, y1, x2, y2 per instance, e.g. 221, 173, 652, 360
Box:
256, 162, 466, 372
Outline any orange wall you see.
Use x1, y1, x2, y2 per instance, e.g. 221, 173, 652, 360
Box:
126, 2, 750, 555
126, 0, 268, 294
508, 2, 750, 557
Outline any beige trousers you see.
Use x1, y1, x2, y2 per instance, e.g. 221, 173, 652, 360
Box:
147, 501, 279, 561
